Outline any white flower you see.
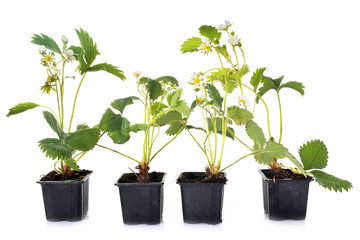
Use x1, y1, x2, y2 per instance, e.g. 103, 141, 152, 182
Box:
133, 70, 141, 78
217, 20, 232, 30
61, 35, 68, 44
189, 73, 203, 85
228, 35, 240, 46
196, 93, 206, 105
62, 49, 76, 62
198, 38, 212, 53
38, 45, 46, 54
238, 95, 250, 107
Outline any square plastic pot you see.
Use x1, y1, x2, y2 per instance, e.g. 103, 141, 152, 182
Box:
37, 173, 91, 221
259, 169, 313, 220
177, 172, 226, 224
115, 172, 165, 224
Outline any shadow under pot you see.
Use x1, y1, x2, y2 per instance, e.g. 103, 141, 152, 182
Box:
177, 172, 226, 224
37, 171, 92, 221
259, 169, 313, 220
115, 172, 165, 224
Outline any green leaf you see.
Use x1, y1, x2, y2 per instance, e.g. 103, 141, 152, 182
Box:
214, 45, 230, 60
227, 106, 254, 125
111, 96, 139, 114
250, 67, 266, 92
129, 124, 148, 133
283, 151, 306, 176
151, 102, 168, 116
66, 128, 100, 151
208, 68, 237, 93
181, 37, 202, 53
207, 117, 234, 140
172, 100, 191, 117
148, 79, 162, 100
86, 63, 126, 80
246, 120, 266, 149
166, 120, 184, 136
254, 141, 287, 165
155, 110, 182, 126
31, 33, 61, 54
279, 81, 305, 96
299, 140, 328, 170
256, 76, 277, 103
155, 76, 179, 86
75, 28, 99, 67
108, 117, 130, 144
99, 108, 122, 132
42, 111, 67, 140
68, 45, 83, 58
310, 170, 352, 192
205, 84, 223, 110
64, 158, 80, 171
199, 25, 221, 42
6, 102, 40, 117
77, 123, 89, 130
38, 138, 72, 160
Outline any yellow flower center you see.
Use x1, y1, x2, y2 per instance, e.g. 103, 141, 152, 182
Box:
45, 55, 52, 62
240, 99, 246, 105
196, 97, 204, 104
194, 78, 200, 84
204, 44, 211, 51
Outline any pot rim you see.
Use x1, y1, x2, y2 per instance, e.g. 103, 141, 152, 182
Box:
176, 171, 227, 185
114, 172, 166, 187
37, 171, 92, 185
259, 169, 313, 182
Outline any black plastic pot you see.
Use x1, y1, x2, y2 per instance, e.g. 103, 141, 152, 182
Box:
177, 172, 226, 224
37, 173, 91, 221
259, 169, 313, 220
115, 172, 165, 224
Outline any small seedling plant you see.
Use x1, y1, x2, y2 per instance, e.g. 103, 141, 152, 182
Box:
6, 30, 125, 179
181, 20, 352, 191
98, 72, 190, 182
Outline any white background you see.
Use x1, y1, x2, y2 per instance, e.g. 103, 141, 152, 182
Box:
1, 0, 359, 239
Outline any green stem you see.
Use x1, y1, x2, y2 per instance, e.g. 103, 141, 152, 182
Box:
242, 83, 272, 139
60, 61, 65, 129
226, 127, 253, 151
75, 152, 86, 163
220, 151, 258, 172
54, 81, 62, 127
149, 130, 181, 163
96, 144, 140, 163
185, 127, 211, 166
276, 91, 283, 144
68, 73, 87, 133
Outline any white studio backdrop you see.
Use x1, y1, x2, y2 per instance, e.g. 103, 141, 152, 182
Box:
0, 0, 359, 239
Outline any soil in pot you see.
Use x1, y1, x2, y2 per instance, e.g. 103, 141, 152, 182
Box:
177, 172, 226, 224
38, 169, 92, 221
260, 169, 313, 220
115, 172, 165, 224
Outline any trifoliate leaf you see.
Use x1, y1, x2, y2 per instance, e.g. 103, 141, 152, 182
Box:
299, 140, 328, 170
256, 76, 277, 103
107, 117, 131, 144
6, 102, 40, 117
245, 120, 266, 149
148, 79, 162, 100
205, 84, 223, 110
172, 100, 191, 117
99, 108, 131, 144
31, 33, 61, 54
38, 138, 72, 160
111, 96, 139, 114
310, 170, 352, 192
227, 106, 253, 125
42, 111, 67, 140
66, 128, 100, 151
181, 37, 202, 53
199, 25, 221, 42
86, 63, 126, 80
254, 141, 287, 165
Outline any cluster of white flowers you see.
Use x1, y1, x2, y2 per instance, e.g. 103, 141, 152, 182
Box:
228, 35, 240, 46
